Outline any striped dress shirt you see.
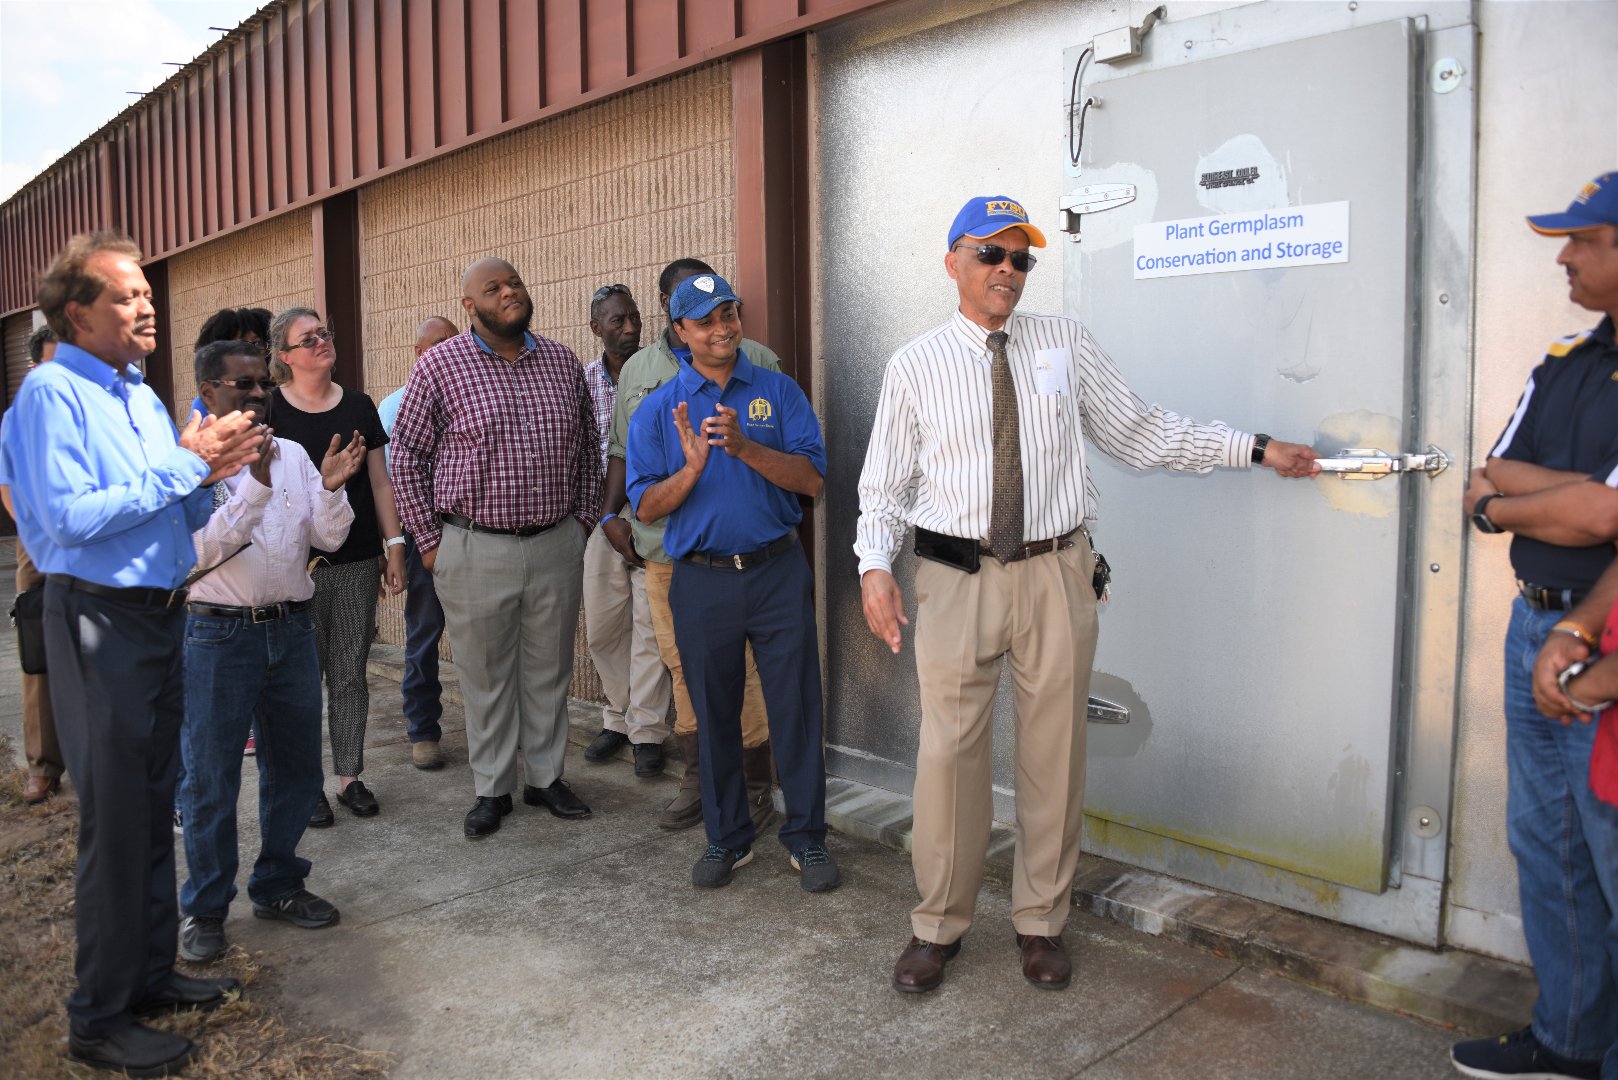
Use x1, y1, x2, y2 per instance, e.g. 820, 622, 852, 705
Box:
390, 329, 602, 553
582, 356, 616, 470
854, 308, 1255, 575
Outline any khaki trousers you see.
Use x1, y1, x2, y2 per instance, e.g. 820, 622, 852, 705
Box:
582, 527, 670, 743
910, 537, 1099, 945
643, 560, 770, 746
16, 542, 63, 780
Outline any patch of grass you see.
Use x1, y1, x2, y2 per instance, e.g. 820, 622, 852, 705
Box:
0, 732, 393, 1077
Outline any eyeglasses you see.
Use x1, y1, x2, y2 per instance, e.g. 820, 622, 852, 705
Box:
203, 377, 278, 392
286, 327, 336, 351
592, 283, 631, 302
953, 243, 1038, 272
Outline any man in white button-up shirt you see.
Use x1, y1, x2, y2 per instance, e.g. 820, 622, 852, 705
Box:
856, 195, 1318, 996
178, 341, 365, 967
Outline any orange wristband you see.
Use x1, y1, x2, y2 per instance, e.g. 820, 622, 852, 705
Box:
1551, 620, 1598, 649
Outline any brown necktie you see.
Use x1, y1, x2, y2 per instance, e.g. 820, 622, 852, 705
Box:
986, 330, 1023, 562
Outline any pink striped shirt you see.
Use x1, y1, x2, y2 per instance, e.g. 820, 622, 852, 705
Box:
390, 329, 602, 552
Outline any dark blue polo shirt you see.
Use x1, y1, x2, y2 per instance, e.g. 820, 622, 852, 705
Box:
1489, 316, 1618, 590
625, 350, 825, 559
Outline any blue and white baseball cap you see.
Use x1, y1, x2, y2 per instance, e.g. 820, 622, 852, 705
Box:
668, 273, 742, 322
1527, 172, 1618, 235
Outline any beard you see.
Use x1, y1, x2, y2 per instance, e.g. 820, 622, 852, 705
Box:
475, 296, 533, 339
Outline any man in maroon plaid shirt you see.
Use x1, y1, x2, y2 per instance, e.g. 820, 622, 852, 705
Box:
390, 257, 604, 839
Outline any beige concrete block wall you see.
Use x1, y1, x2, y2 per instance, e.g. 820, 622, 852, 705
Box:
165, 208, 316, 419
358, 63, 736, 703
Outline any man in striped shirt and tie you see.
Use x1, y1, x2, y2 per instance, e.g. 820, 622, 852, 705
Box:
855, 195, 1318, 995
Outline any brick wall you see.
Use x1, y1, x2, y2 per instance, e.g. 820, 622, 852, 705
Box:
166, 208, 316, 419
358, 63, 737, 702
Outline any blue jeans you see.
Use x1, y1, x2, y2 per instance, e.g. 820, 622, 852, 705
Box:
180, 609, 324, 918
402, 533, 445, 743
1504, 598, 1618, 1072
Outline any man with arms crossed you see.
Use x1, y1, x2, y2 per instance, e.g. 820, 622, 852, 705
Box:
855, 196, 1317, 994
1454, 174, 1618, 1080
0, 232, 262, 1075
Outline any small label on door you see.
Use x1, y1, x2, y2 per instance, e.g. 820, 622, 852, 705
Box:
1133, 201, 1351, 280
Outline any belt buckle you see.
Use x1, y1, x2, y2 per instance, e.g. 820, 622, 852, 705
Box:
733, 554, 746, 571
250, 604, 273, 624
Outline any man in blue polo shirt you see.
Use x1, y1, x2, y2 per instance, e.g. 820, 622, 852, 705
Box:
1456, 174, 1618, 1080
626, 273, 838, 893
0, 232, 264, 1076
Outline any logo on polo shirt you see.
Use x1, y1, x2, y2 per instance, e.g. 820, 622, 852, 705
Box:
748, 397, 773, 424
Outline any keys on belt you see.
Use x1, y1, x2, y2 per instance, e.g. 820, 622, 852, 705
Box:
187, 599, 313, 623
1516, 580, 1587, 612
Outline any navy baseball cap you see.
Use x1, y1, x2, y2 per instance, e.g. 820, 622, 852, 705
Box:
947, 195, 1048, 250
668, 273, 742, 322
1527, 172, 1618, 235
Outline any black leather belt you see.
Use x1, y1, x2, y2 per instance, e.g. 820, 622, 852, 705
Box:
1517, 581, 1587, 611
977, 528, 1083, 564
46, 574, 188, 610
681, 531, 797, 571
440, 512, 561, 537
187, 599, 312, 624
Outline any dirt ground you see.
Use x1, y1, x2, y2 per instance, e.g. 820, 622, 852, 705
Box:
0, 734, 393, 1078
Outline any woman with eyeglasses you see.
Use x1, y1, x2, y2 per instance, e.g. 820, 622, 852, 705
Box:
267, 307, 407, 826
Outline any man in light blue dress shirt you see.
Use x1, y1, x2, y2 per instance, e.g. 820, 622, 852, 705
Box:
0, 232, 263, 1077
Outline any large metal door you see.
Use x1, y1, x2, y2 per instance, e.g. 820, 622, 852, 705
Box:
1065, 11, 1467, 927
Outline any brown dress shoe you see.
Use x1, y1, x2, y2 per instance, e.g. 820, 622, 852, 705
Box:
23, 774, 59, 805
1015, 933, 1072, 990
892, 935, 962, 993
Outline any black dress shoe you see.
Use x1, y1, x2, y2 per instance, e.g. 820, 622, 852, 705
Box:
132, 971, 243, 1017
464, 794, 514, 838
308, 792, 335, 828
336, 779, 380, 817
584, 728, 630, 762
69, 1022, 196, 1077
633, 741, 665, 778
522, 779, 592, 819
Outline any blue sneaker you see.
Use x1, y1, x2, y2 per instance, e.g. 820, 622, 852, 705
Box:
1450, 1027, 1600, 1079
790, 844, 841, 893
691, 844, 752, 888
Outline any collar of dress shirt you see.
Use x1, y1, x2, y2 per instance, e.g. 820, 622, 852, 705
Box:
470, 328, 538, 358
53, 341, 146, 391
675, 348, 755, 394
944, 306, 1022, 356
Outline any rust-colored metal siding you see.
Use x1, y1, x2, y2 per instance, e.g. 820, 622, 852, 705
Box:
0, 0, 889, 316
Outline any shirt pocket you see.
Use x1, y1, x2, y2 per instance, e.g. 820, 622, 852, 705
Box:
1020, 393, 1073, 459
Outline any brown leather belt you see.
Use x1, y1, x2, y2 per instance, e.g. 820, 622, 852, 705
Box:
978, 529, 1082, 564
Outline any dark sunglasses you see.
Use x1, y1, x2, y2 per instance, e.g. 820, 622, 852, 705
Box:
592, 283, 631, 302
204, 376, 278, 392
954, 243, 1038, 272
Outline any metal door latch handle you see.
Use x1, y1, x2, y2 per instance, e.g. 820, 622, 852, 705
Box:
1087, 696, 1130, 724
1315, 445, 1450, 480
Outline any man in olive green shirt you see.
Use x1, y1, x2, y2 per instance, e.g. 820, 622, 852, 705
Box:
602, 259, 780, 830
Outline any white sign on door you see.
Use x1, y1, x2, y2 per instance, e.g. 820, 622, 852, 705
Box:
1133, 201, 1350, 279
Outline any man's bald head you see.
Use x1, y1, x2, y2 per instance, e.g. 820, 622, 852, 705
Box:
459, 257, 533, 342
414, 316, 458, 357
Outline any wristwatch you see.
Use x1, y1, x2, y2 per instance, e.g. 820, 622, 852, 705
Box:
1557, 659, 1615, 715
1471, 493, 1505, 534
1251, 434, 1270, 465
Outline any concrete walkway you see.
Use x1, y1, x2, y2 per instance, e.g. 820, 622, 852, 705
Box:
0, 542, 1468, 1078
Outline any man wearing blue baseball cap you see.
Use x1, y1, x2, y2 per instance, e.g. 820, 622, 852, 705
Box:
1455, 173, 1618, 1080
856, 195, 1319, 995
626, 273, 837, 894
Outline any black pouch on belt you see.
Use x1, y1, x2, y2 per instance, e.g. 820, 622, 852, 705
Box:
913, 528, 981, 574
1091, 549, 1112, 600
9, 584, 46, 675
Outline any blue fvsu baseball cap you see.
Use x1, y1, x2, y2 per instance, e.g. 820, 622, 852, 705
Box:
1527, 172, 1618, 235
947, 195, 1048, 250
668, 273, 742, 322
